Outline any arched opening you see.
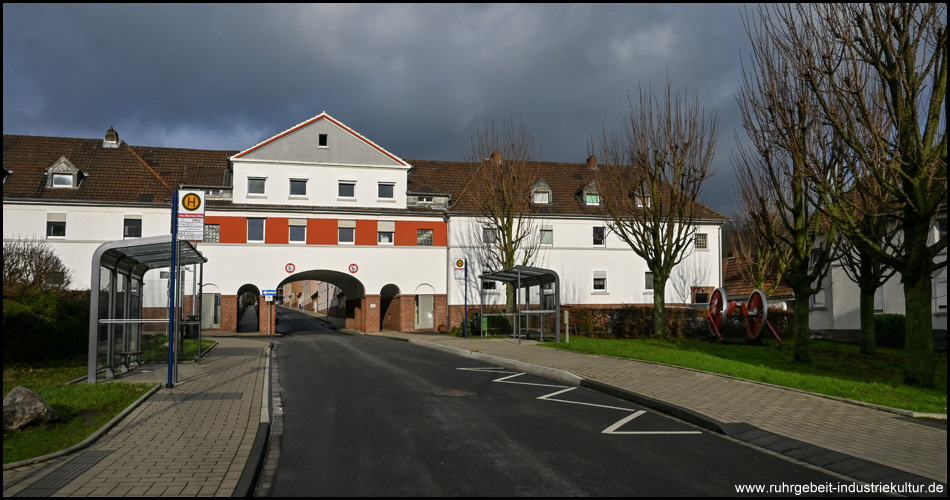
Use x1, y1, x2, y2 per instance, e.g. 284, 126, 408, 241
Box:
276, 270, 367, 332
380, 284, 400, 331
414, 283, 436, 330
236, 283, 261, 332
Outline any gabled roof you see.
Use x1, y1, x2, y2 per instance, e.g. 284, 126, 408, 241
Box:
2, 134, 233, 204
406, 158, 728, 220
231, 112, 409, 167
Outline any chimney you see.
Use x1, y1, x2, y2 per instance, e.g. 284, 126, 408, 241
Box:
103, 127, 120, 148
587, 155, 597, 169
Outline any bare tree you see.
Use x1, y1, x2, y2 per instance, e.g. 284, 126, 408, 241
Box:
729, 191, 791, 299
3, 238, 73, 296
461, 119, 543, 312
735, 6, 841, 363
759, 4, 946, 386
596, 82, 717, 338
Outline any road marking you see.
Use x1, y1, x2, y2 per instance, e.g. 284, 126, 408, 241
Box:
459, 367, 702, 436
602, 411, 701, 435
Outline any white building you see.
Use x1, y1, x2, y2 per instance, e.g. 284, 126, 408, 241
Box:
3, 113, 728, 334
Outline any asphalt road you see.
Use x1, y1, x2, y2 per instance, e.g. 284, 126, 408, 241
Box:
267, 309, 855, 497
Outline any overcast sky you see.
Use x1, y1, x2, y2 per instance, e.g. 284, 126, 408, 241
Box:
3, 3, 756, 217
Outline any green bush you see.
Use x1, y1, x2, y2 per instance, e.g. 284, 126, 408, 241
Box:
2, 291, 89, 366
567, 304, 795, 342
875, 314, 905, 348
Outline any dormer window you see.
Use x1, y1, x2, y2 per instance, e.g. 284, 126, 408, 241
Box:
46, 156, 83, 189
632, 183, 651, 208
581, 181, 599, 206
635, 193, 651, 208
531, 179, 553, 205
52, 173, 74, 187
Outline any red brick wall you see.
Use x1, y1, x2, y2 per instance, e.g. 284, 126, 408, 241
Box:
258, 296, 276, 334
434, 295, 447, 332
381, 294, 403, 331
362, 295, 381, 333
398, 295, 415, 332
221, 295, 237, 332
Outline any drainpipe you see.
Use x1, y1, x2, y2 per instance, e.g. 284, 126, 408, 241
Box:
444, 211, 451, 331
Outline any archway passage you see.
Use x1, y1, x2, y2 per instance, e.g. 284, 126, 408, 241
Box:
380, 284, 400, 331
236, 284, 261, 332
276, 270, 375, 332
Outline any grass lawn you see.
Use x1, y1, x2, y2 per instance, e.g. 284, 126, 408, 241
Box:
541, 336, 947, 415
2, 361, 153, 464
2, 335, 214, 465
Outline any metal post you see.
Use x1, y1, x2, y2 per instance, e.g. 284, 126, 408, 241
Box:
516, 268, 521, 346
198, 262, 203, 365
166, 191, 179, 388
463, 259, 468, 338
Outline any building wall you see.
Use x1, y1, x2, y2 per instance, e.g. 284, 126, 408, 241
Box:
445, 215, 724, 310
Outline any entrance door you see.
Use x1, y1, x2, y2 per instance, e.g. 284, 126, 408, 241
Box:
415, 294, 434, 329
201, 293, 221, 329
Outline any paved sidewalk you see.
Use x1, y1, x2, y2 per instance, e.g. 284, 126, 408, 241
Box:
365, 330, 947, 487
3, 325, 946, 497
3, 336, 272, 498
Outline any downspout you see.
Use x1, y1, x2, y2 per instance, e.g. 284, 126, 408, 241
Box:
444, 211, 451, 331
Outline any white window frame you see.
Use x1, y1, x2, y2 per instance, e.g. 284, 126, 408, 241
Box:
289, 178, 308, 198
533, 190, 551, 205
338, 220, 356, 245
51, 173, 75, 188
247, 177, 267, 197
378, 182, 396, 201
377, 220, 395, 245
123, 216, 143, 239
695, 232, 708, 250
46, 213, 67, 239
289, 219, 307, 243
318, 133, 329, 148
540, 227, 553, 246
645, 271, 654, 292
247, 218, 265, 243
482, 226, 497, 245
593, 226, 606, 246
338, 180, 356, 200
593, 270, 607, 293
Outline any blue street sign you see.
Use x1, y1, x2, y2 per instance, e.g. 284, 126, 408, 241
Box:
262, 290, 277, 296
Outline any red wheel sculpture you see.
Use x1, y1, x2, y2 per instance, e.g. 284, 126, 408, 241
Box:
745, 289, 768, 339
707, 287, 727, 340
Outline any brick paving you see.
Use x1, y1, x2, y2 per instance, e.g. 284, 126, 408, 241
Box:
2, 337, 270, 498
3, 321, 945, 497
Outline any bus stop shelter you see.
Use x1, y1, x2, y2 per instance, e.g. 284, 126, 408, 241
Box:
478, 265, 561, 343
88, 236, 207, 383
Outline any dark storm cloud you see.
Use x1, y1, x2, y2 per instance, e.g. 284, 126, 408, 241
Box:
3, 3, 753, 216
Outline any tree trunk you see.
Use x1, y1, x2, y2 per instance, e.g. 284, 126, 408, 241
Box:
653, 278, 667, 338
792, 288, 812, 363
902, 271, 934, 388
858, 287, 876, 355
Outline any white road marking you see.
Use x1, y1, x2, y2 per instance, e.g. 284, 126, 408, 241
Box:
459, 367, 702, 435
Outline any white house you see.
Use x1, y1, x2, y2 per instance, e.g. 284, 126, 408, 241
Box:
3, 113, 728, 334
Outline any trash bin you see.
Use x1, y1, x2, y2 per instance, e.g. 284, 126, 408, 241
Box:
469, 313, 481, 335
183, 315, 199, 339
